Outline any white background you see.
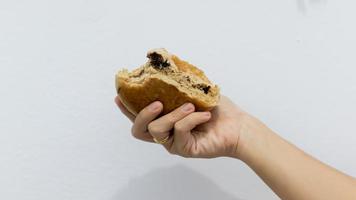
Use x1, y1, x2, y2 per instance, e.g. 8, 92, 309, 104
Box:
1, 0, 355, 199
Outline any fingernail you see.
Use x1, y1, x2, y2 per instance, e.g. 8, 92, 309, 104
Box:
182, 103, 194, 112
149, 101, 161, 111
204, 112, 211, 117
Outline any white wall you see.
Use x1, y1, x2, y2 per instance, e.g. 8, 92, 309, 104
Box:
1, 0, 355, 199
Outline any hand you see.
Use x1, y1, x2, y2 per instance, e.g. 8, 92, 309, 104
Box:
115, 95, 253, 158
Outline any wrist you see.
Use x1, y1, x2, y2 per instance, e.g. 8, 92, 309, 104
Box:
232, 115, 271, 162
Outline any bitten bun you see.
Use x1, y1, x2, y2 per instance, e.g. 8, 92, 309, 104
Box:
115, 48, 220, 115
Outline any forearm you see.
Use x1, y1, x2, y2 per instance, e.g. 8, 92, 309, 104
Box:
236, 117, 356, 200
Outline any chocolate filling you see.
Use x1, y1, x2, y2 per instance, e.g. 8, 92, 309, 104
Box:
146, 52, 210, 94
184, 75, 191, 82
147, 52, 170, 69
193, 83, 211, 94
202, 85, 211, 94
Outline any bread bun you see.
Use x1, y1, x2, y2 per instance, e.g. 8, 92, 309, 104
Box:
115, 48, 220, 115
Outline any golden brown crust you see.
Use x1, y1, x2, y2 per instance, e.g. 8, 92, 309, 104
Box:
117, 76, 216, 116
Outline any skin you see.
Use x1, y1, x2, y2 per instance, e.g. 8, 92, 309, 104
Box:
115, 95, 356, 200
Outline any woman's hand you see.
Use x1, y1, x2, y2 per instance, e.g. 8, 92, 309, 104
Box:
115, 95, 252, 158
115, 95, 356, 200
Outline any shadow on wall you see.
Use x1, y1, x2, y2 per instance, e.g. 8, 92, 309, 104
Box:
113, 165, 244, 200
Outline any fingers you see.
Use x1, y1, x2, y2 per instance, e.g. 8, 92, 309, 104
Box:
115, 96, 135, 122
173, 112, 211, 155
117, 97, 209, 157
131, 101, 163, 142
147, 103, 195, 150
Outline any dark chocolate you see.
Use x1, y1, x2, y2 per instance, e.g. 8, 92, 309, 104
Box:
192, 83, 211, 94
202, 85, 211, 94
147, 52, 170, 69
185, 76, 191, 82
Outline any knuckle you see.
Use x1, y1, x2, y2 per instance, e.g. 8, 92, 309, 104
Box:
147, 123, 155, 133
173, 122, 184, 132
147, 123, 163, 134
168, 109, 185, 122
167, 114, 178, 124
